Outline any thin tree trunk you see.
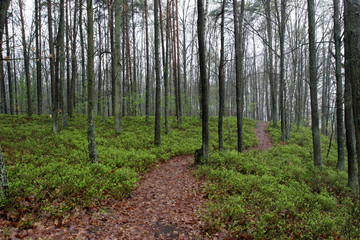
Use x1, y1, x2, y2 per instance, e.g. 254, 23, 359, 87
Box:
276, 0, 287, 141
333, 0, 345, 171
307, 0, 322, 168
175, 0, 182, 125
344, 0, 360, 192
79, 2, 87, 114
160, 0, 170, 133
0, 0, 10, 200
344, 47, 357, 192
66, 0, 71, 117
35, 0, 42, 115
5, 20, 13, 115
145, 0, 150, 122
132, 0, 137, 116
19, 0, 32, 116
195, 0, 209, 163
218, 0, 225, 152
87, 0, 98, 163
58, 0, 68, 129
109, 0, 115, 116
114, 0, 123, 133
154, 0, 161, 146
233, 0, 245, 152
0, 36, 5, 114
264, 0, 277, 127
98, 22, 102, 116
70, 0, 78, 118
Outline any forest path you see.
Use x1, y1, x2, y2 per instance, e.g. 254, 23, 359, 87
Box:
6, 124, 272, 239
29, 155, 210, 239
253, 121, 273, 150
91, 155, 207, 239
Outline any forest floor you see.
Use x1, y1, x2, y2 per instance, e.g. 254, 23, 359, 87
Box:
3, 121, 271, 239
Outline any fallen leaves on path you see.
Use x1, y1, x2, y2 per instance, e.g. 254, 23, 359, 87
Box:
253, 122, 273, 151
2, 155, 215, 239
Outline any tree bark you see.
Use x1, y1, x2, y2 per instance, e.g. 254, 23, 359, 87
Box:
333, 0, 345, 171
80, 2, 87, 114
145, 0, 150, 122
344, 50, 357, 192
344, 0, 360, 191
160, 0, 170, 133
35, 0, 42, 115
59, 0, 68, 129
5, 20, 13, 115
218, 0, 225, 152
0, 0, 10, 200
98, 22, 102, 116
19, 0, 32, 116
87, 0, 98, 163
233, 0, 245, 152
264, 0, 277, 127
48, 0, 58, 132
307, 0, 322, 168
114, 0, 123, 134
70, 0, 78, 118
154, 0, 161, 146
195, 0, 209, 163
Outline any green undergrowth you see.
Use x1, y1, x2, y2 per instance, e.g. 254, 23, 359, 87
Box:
0, 114, 256, 221
198, 124, 360, 239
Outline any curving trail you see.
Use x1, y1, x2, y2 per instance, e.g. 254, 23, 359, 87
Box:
4, 123, 273, 239
12, 155, 209, 240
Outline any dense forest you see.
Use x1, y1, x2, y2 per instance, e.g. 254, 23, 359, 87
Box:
1, 0, 360, 238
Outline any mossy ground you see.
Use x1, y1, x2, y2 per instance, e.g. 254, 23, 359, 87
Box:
0, 114, 255, 221
1, 115, 359, 238
198, 123, 360, 239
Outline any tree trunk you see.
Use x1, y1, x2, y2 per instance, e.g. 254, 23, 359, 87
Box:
175, 0, 182, 125
87, 0, 98, 163
160, 0, 170, 133
0, 0, 10, 200
70, 0, 78, 118
154, 0, 161, 146
80, 2, 87, 114
35, 0, 42, 115
132, 0, 137, 116
114, 0, 123, 134
307, 0, 322, 168
264, 0, 277, 127
233, 0, 245, 152
66, 0, 71, 117
19, 0, 32, 116
218, 0, 225, 152
195, 0, 209, 163
145, 0, 150, 122
276, 0, 287, 142
333, 0, 345, 171
0, 36, 6, 114
59, 0, 68, 129
5, 20, 13, 115
344, 51, 357, 192
48, 0, 58, 132
344, 0, 360, 192
109, 0, 115, 116
97, 22, 102, 116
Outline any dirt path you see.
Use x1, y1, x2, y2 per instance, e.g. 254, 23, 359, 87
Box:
253, 121, 273, 150
4, 124, 273, 239
8, 155, 208, 239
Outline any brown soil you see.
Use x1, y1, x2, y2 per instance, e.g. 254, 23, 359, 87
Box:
253, 121, 273, 150
3, 155, 212, 239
